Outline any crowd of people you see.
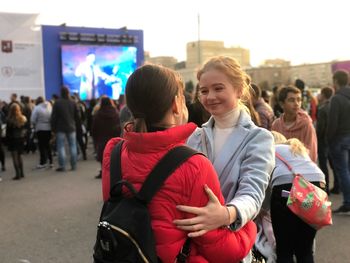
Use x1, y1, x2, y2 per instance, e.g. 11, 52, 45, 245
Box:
0, 89, 122, 180
1, 56, 350, 262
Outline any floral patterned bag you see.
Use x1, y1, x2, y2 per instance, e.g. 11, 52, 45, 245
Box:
276, 153, 332, 230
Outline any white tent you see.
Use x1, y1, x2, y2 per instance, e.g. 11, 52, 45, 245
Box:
0, 12, 44, 101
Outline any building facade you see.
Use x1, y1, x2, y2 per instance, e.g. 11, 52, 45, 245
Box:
145, 55, 178, 69
247, 62, 334, 90
145, 42, 348, 91
289, 62, 333, 88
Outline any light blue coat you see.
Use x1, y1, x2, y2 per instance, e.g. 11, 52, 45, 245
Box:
187, 109, 275, 230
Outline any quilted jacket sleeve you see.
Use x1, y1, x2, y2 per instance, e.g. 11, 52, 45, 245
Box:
185, 155, 257, 263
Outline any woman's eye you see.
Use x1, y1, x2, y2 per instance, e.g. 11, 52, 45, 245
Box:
200, 90, 208, 95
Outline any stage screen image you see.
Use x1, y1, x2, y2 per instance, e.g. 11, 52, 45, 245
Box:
61, 45, 137, 100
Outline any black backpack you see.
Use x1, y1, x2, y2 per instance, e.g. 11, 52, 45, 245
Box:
93, 141, 200, 263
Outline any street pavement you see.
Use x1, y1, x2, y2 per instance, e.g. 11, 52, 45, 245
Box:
0, 147, 349, 263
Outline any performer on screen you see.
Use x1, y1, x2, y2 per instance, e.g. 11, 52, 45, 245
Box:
75, 52, 113, 100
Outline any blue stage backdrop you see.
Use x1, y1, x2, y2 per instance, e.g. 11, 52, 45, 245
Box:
41, 25, 144, 101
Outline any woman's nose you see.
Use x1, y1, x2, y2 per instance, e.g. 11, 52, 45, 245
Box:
207, 90, 215, 100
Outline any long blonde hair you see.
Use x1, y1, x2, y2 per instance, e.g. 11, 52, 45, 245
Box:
7, 103, 26, 128
271, 131, 308, 157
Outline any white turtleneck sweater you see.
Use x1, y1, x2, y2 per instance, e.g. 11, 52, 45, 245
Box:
213, 107, 240, 159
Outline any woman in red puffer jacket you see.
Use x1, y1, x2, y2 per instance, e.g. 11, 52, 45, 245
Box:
102, 64, 256, 263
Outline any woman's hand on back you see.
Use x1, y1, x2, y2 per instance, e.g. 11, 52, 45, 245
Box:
173, 185, 237, 237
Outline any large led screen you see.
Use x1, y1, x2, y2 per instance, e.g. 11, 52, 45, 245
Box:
61, 45, 137, 100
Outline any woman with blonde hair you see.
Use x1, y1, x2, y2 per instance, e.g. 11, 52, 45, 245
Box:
6, 103, 27, 180
270, 131, 326, 262
174, 56, 275, 262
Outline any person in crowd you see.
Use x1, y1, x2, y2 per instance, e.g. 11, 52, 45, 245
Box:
101, 64, 257, 263
71, 95, 87, 161
86, 98, 97, 135
0, 103, 6, 179
22, 96, 36, 153
8, 93, 24, 112
251, 83, 274, 130
49, 94, 59, 106
187, 84, 211, 127
173, 56, 274, 262
51, 86, 79, 172
295, 79, 318, 123
91, 97, 102, 116
270, 131, 325, 263
270, 86, 283, 118
244, 92, 261, 127
261, 89, 271, 104
316, 87, 338, 194
327, 70, 350, 213
6, 103, 27, 180
31, 96, 53, 169
90, 96, 107, 156
272, 86, 317, 162
0, 99, 8, 119
119, 104, 133, 131
74, 94, 88, 149
91, 97, 120, 179
48, 95, 59, 157
117, 94, 126, 111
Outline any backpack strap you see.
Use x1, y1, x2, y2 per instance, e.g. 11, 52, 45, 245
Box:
109, 140, 125, 198
176, 238, 191, 263
109, 143, 200, 262
138, 145, 201, 204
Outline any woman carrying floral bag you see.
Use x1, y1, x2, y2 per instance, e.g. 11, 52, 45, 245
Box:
270, 131, 327, 263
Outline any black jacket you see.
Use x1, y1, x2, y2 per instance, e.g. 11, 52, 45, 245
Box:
91, 106, 120, 162
51, 98, 79, 133
327, 86, 350, 142
316, 100, 330, 145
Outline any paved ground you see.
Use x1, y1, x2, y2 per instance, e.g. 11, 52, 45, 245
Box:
0, 147, 349, 263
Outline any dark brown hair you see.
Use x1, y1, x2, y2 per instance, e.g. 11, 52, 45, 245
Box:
36, 96, 44, 105
100, 97, 112, 107
278, 86, 301, 103
320, 87, 334, 100
125, 64, 183, 132
250, 83, 261, 99
61, 86, 70, 99
333, 70, 349, 87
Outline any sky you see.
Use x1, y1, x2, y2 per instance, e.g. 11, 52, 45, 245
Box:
1, 0, 349, 66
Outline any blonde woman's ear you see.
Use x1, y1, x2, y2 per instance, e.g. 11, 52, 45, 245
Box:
237, 89, 243, 99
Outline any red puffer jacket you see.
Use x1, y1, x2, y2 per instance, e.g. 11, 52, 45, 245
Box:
102, 123, 256, 263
